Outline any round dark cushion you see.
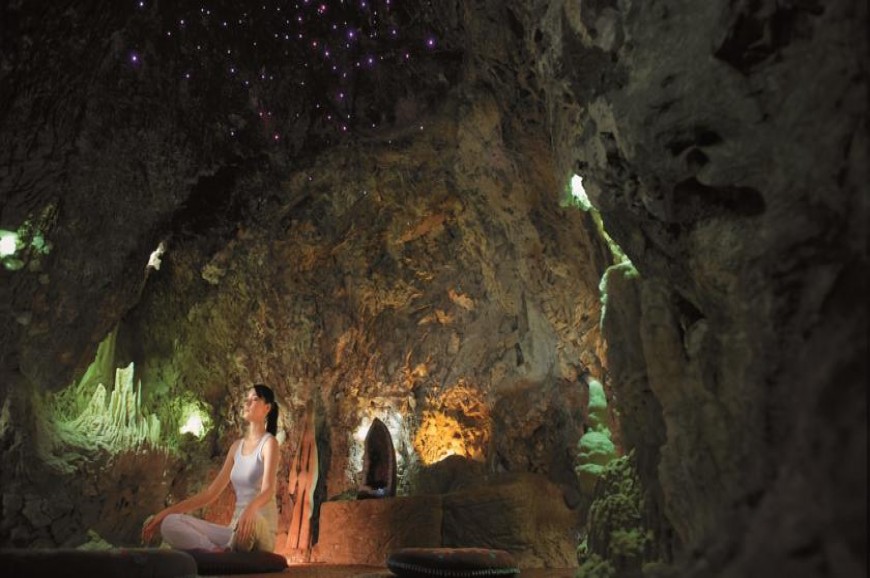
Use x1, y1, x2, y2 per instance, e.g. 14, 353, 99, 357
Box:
0, 548, 197, 578
387, 547, 520, 577
184, 549, 287, 575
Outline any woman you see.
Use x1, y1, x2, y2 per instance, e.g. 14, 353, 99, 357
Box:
142, 384, 280, 552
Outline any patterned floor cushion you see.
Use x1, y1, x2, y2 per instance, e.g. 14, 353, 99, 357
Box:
387, 547, 520, 577
0, 548, 197, 578
184, 549, 288, 575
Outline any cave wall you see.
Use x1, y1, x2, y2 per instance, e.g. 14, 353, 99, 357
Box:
2, 82, 610, 551
121, 89, 608, 521
511, 0, 867, 575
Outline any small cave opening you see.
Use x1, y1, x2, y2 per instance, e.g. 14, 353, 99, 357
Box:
171, 165, 244, 241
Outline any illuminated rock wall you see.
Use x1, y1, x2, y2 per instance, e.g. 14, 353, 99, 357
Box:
40, 363, 161, 469
119, 91, 607, 531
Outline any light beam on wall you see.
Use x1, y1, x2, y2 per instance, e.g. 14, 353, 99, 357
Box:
350, 409, 406, 477
413, 382, 490, 466
0, 230, 18, 257
570, 174, 592, 211
180, 412, 206, 438
147, 241, 168, 271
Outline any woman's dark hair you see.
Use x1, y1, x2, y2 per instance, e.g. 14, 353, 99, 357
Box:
253, 384, 279, 436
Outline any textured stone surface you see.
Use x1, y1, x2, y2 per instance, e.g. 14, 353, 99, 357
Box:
442, 473, 579, 569
600, 265, 676, 561
313, 496, 442, 566
315, 474, 577, 569
491, 379, 588, 507
115, 89, 607, 511
506, 0, 867, 574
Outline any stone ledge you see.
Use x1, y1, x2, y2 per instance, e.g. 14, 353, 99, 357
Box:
312, 474, 579, 569
312, 495, 443, 566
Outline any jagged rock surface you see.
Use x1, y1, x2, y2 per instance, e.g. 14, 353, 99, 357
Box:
519, 0, 867, 575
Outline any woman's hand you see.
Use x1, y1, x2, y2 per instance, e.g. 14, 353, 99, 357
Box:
141, 510, 169, 545
234, 507, 257, 544
234, 506, 259, 544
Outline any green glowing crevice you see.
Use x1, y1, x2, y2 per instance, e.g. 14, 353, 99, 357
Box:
576, 451, 665, 577
565, 174, 634, 269
598, 261, 640, 335
565, 173, 640, 334
592, 210, 632, 268
576, 377, 617, 496
179, 401, 211, 439
0, 229, 24, 270
0, 230, 19, 257
37, 330, 202, 470
1, 205, 56, 271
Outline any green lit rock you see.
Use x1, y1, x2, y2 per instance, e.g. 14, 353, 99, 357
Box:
577, 431, 617, 495
40, 357, 162, 472
585, 378, 610, 432
76, 529, 115, 551
576, 377, 617, 495
578, 452, 668, 578
2, 257, 24, 271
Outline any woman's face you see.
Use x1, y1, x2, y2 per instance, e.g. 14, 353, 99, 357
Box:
242, 389, 270, 423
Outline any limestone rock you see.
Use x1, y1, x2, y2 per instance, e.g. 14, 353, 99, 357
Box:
313, 496, 442, 566
442, 473, 579, 568
414, 455, 487, 495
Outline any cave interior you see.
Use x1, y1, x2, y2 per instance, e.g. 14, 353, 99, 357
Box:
0, 1, 866, 577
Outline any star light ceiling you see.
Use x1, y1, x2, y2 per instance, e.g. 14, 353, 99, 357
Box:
128, 0, 444, 146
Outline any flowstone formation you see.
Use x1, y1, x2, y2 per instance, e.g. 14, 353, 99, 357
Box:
575, 376, 617, 496
41, 363, 161, 468
577, 452, 657, 578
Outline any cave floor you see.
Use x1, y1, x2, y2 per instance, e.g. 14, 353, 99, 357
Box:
215, 565, 577, 577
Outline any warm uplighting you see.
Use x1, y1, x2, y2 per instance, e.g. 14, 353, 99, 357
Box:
353, 417, 373, 443
413, 381, 490, 465
354, 412, 404, 445
413, 412, 468, 465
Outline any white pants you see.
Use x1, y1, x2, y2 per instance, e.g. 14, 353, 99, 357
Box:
160, 513, 275, 552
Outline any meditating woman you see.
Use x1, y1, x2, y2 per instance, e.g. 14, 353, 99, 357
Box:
142, 384, 280, 552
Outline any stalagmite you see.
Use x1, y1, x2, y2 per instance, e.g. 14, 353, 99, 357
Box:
285, 402, 319, 560
53, 362, 161, 454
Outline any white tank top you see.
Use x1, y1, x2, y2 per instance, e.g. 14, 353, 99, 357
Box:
230, 433, 278, 532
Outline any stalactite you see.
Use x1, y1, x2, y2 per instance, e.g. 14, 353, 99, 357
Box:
43, 363, 161, 467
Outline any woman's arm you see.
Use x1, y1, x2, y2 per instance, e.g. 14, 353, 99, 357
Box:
141, 441, 238, 543
233, 436, 279, 542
